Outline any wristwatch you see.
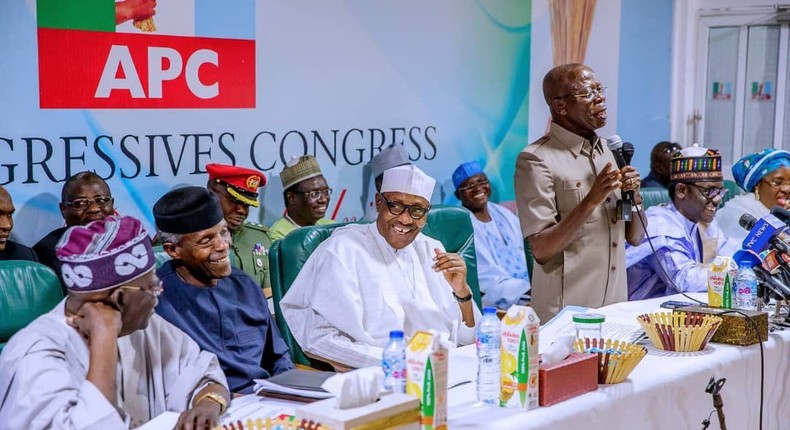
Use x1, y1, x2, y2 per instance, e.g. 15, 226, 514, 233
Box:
195, 391, 227, 415
452, 290, 473, 303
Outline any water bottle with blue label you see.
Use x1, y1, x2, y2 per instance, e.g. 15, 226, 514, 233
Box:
382, 330, 406, 393
734, 262, 758, 310
477, 306, 501, 405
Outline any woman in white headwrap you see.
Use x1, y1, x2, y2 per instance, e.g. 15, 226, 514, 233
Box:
716, 148, 790, 243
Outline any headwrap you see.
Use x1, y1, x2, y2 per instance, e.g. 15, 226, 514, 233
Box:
206, 163, 266, 207
381, 165, 436, 201
452, 161, 485, 189
153, 186, 224, 234
370, 144, 411, 179
670, 144, 723, 182
732, 148, 790, 192
280, 155, 323, 190
56, 215, 154, 293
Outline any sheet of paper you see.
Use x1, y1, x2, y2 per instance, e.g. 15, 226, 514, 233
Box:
139, 395, 296, 430
254, 379, 334, 399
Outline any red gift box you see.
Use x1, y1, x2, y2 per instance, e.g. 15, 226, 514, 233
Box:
538, 352, 598, 406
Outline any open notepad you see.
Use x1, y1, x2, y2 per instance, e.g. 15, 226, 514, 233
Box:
539, 305, 645, 354
254, 369, 335, 401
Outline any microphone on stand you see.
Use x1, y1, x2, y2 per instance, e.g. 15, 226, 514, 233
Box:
606, 135, 634, 222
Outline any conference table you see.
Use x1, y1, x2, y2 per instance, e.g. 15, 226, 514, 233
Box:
144, 294, 790, 429
446, 294, 790, 429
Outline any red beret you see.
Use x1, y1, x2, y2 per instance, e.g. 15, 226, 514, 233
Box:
206, 163, 267, 207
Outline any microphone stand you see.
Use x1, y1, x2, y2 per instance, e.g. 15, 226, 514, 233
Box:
701, 377, 727, 430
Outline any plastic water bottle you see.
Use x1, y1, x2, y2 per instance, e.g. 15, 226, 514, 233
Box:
734, 262, 758, 310
382, 330, 407, 393
476, 306, 500, 405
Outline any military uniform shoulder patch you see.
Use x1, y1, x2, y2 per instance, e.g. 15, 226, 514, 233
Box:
243, 221, 271, 233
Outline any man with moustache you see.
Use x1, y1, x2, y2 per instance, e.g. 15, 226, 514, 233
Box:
0, 216, 229, 429
0, 185, 37, 261
280, 165, 480, 369
206, 163, 273, 298
153, 187, 292, 394
515, 63, 646, 321
34, 172, 116, 289
270, 155, 334, 240
453, 161, 530, 309
626, 145, 739, 299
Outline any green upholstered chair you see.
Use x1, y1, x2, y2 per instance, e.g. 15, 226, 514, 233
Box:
269, 204, 481, 367
640, 187, 670, 210
0, 261, 64, 352
152, 245, 171, 269
722, 179, 741, 207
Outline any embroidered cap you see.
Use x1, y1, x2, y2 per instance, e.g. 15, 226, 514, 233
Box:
381, 165, 436, 201
670, 144, 723, 182
153, 186, 224, 234
452, 161, 485, 189
280, 155, 323, 189
370, 144, 411, 179
206, 163, 266, 207
56, 215, 154, 293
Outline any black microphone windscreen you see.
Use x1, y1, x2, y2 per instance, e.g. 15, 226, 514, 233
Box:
623, 142, 635, 165
770, 207, 790, 223
739, 213, 758, 230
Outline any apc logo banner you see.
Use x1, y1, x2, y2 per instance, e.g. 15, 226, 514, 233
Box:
36, 0, 255, 109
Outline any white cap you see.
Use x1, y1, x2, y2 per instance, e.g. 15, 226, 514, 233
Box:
380, 165, 436, 202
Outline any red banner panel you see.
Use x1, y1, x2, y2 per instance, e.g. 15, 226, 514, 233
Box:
38, 28, 255, 109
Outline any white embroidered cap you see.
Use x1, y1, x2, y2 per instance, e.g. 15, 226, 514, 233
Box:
380, 165, 436, 202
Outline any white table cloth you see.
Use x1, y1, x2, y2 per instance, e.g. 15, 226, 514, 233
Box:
447, 294, 790, 429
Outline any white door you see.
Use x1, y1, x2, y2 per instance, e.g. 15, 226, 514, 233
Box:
692, 7, 790, 168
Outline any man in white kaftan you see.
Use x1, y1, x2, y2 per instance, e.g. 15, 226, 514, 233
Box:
280, 165, 481, 369
0, 300, 226, 429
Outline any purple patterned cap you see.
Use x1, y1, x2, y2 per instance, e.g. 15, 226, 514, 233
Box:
55, 215, 154, 293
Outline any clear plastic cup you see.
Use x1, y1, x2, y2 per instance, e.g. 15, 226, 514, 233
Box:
573, 313, 605, 341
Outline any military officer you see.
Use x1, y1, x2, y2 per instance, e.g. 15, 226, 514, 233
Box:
206, 163, 274, 299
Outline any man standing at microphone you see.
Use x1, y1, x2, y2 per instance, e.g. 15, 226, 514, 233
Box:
515, 63, 646, 320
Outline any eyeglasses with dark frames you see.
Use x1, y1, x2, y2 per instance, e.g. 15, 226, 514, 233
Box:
686, 183, 727, 200
457, 179, 490, 193
554, 86, 608, 102
62, 196, 114, 210
378, 193, 431, 220
294, 188, 332, 200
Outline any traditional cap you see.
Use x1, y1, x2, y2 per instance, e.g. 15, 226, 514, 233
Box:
280, 155, 323, 190
732, 148, 790, 192
206, 163, 266, 207
153, 186, 224, 234
452, 161, 485, 189
670, 144, 723, 182
55, 216, 154, 293
370, 144, 411, 179
381, 165, 436, 201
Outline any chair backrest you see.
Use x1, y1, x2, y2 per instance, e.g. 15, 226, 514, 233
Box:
152, 245, 171, 269
0, 260, 64, 351
270, 204, 481, 367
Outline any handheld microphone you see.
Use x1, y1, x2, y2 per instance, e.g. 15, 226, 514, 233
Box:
739, 213, 790, 255
753, 265, 790, 300
770, 206, 790, 225
606, 135, 633, 221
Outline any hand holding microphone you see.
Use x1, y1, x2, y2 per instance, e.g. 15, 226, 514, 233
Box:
607, 135, 642, 221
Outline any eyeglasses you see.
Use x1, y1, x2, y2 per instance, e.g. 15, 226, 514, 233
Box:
457, 179, 490, 193
554, 86, 607, 102
762, 179, 790, 189
62, 196, 113, 210
119, 279, 163, 298
687, 183, 728, 200
294, 188, 332, 200
378, 193, 431, 220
